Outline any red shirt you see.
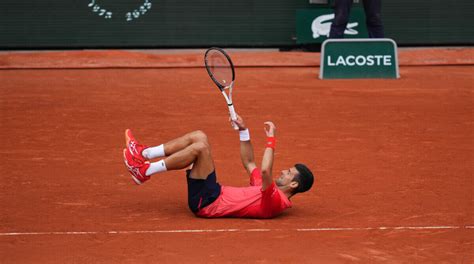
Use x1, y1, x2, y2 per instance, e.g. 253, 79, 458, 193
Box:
196, 168, 292, 218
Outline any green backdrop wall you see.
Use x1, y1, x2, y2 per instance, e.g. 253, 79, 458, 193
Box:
0, 0, 472, 49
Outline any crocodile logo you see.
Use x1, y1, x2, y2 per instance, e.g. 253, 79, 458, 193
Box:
311, 13, 358, 39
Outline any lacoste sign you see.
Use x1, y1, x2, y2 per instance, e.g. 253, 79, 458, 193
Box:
320, 39, 400, 79
327, 55, 393, 66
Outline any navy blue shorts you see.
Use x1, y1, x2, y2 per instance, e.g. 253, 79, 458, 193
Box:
186, 170, 222, 213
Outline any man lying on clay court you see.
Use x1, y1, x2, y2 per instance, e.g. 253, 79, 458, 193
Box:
122, 115, 314, 218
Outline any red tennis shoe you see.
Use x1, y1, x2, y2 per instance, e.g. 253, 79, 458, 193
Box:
125, 129, 149, 163
123, 148, 150, 185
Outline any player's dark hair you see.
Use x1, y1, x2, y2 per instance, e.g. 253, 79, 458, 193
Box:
292, 163, 314, 194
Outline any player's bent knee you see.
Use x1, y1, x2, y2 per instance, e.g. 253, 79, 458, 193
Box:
192, 141, 210, 156
191, 130, 208, 144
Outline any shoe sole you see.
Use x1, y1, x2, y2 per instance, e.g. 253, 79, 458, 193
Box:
125, 129, 132, 149
122, 148, 143, 185
125, 128, 143, 158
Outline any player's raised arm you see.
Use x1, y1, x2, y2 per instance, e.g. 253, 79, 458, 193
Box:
233, 115, 257, 175
260, 121, 276, 190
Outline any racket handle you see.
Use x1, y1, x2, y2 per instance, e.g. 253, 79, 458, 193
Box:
228, 105, 239, 130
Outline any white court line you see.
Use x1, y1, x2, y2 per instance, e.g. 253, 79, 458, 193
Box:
297, 226, 464, 232
0, 226, 472, 237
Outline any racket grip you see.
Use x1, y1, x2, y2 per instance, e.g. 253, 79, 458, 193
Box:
228, 105, 239, 130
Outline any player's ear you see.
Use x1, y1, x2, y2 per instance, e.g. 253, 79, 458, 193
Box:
290, 181, 299, 190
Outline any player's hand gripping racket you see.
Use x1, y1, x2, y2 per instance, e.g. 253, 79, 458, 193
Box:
204, 47, 239, 130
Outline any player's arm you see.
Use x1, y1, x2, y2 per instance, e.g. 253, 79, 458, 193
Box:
233, 115, 257, 174
260, 122, 276, 191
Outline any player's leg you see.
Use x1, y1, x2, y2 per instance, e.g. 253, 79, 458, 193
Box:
123, 141, 211, 185
124, 130, 220, 212
142, 130, 208, 159
148, 131, 218, 213
181, 135, 220, 214
126, 129, 207, 160
329, 0, 353, 38
363, 0, 384, 38
158, 130, 209, 159
161, 141, 214, 178
186, 138, 215, 180
143, 130, 214, 176
124, 130, 212, 184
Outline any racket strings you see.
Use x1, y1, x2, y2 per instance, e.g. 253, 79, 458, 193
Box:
206, 51, 233, 87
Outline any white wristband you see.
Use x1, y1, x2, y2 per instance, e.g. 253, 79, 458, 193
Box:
239, 129, 250, 141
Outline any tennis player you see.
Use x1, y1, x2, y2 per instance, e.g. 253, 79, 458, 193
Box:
122, 115, 314, 218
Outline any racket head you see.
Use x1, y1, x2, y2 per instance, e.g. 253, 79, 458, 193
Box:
204, 47, 235, 91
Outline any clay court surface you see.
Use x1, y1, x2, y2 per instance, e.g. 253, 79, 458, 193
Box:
0, 48, 472, 263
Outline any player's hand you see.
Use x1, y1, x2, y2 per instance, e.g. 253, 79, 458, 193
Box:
264, 121, 276, 137
232, 114, 247, 131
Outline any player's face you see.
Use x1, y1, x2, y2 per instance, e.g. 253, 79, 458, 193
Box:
276, 167, 298, 187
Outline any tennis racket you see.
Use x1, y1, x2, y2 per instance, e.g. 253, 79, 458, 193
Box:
204, 47, 239, 130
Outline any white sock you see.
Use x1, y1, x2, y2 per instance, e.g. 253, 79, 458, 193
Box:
145, 160, 167, 176
142, 144, 165, 160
